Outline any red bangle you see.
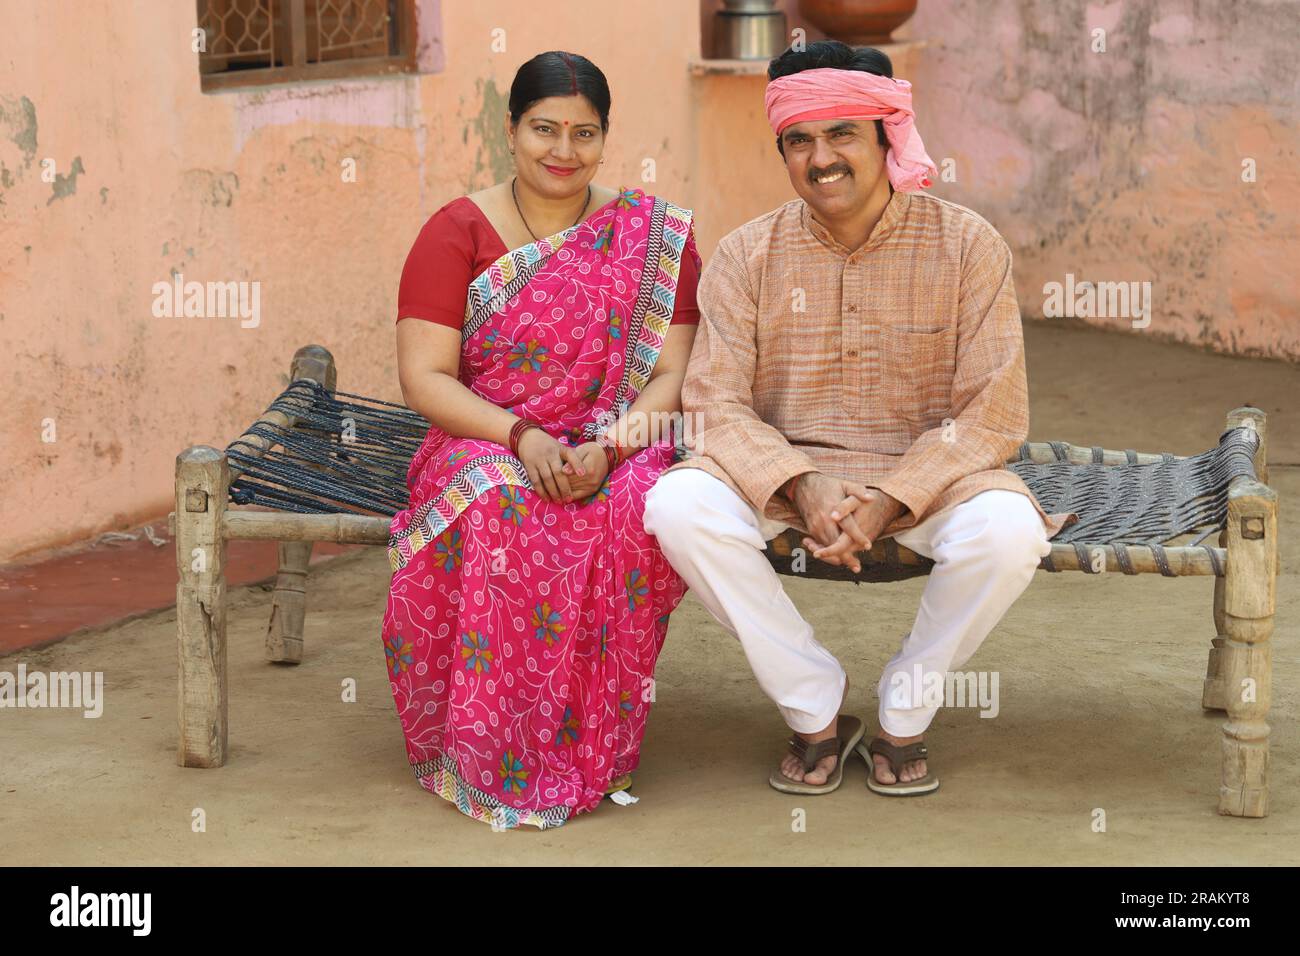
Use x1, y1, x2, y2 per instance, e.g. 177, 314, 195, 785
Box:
601, 439, 634, 470
509, 419, 542, 457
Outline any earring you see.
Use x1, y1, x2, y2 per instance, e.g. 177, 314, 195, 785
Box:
599, 158, 605, 165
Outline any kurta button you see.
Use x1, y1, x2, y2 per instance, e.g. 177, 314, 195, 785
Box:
847, 304, 858, 312
847, 349, 859, 357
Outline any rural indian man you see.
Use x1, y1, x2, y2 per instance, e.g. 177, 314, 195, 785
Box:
644, 41, 1077, 797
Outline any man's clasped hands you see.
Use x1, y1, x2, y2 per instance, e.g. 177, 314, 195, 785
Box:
783, 472, 907, 575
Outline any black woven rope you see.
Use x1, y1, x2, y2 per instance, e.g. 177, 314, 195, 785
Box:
1006, 425, 1259, 548
225, 381, 429, 517
225, 381, 1261, 573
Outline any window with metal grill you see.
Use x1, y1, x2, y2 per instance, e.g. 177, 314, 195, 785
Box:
196, 0, 418, 92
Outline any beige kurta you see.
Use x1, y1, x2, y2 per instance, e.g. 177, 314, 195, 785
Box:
668, 190, 1078, 541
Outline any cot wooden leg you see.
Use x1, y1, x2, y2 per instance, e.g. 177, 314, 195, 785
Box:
260, 345, 336, 664
175, 446, 230, 768
1201, 529, 1227, 712
1207, 407, 1267, 714
265, 541, 313, 663
1217, 478, 1277, 817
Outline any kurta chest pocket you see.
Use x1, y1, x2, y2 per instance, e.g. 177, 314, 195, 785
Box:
878, 326, 956, 426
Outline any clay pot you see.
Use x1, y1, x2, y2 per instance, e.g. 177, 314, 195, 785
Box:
798, 0, 918, 45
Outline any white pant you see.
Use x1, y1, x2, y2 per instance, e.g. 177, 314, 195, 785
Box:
643, 469, 1052, 737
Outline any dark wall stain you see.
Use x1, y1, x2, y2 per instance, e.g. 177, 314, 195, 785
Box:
470, 78, 511, 188
92, 439, 123, 467
0, 95, 38, 166
46, 156, 84, 205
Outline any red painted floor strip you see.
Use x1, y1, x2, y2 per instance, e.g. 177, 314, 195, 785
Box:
0, 516, 363, 653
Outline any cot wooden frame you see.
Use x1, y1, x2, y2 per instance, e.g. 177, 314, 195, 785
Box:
171, 345, 1279, 818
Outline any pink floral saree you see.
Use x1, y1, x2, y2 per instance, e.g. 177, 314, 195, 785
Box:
382, 189, 698, 830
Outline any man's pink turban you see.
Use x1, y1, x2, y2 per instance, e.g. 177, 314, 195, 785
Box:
764, 68, 937, 192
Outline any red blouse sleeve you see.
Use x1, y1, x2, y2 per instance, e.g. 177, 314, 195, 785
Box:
396, 199, 493, 328
670, 225, 701, 326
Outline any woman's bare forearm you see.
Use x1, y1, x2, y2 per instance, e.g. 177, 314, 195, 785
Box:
403, 368, 519, 447
599, 370, 685, 449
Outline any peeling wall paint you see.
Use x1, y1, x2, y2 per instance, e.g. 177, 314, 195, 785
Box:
232, 77, 424, 155
0, 94, 38, 165
46, 155, 83, 204
470, 77, 513, 188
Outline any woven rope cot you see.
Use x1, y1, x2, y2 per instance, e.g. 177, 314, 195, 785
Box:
172, 345, 1279, 817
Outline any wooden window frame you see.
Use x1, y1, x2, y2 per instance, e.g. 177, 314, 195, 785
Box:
197, 0, 419, 93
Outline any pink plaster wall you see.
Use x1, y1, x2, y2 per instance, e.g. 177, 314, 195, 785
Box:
0, 0, 713, 562
0, 0, 1294, 563
898, 0, 1298, 358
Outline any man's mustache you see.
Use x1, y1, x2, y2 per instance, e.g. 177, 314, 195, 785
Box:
808, 164, 853, 183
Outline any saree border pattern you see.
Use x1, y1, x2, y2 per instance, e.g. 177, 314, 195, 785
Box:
387, 454, 529, 572
411, 754, 571, 830
587, 197, 694, 437
461, 230, 568, 343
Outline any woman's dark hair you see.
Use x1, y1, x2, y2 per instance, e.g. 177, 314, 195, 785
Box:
767, 41, 891, 154
508, 51, 612, 132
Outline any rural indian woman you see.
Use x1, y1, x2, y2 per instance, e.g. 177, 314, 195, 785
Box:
381, 50, 701, 830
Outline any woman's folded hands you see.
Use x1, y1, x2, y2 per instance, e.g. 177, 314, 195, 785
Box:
517, 428, 586, 503
518, 430, 611, 503
560, 441, 612, 501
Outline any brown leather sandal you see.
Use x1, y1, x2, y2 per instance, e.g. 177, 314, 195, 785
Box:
858, 736, 940, 796
768, 715, 865, 795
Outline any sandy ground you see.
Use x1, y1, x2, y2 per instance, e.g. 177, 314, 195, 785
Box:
2, 319, 1298, 865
